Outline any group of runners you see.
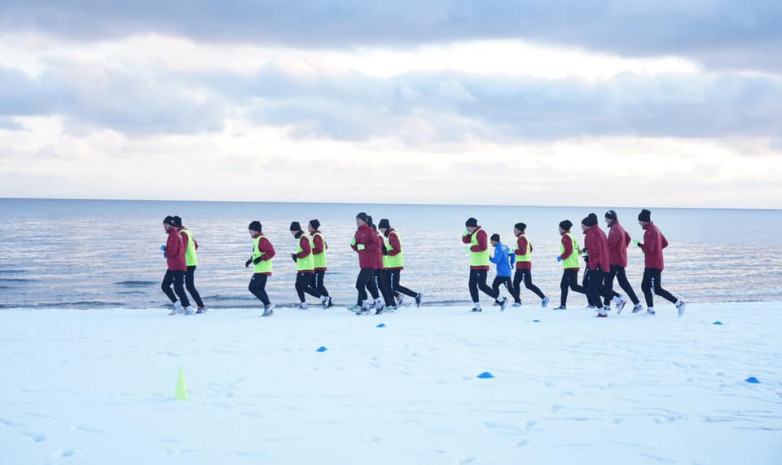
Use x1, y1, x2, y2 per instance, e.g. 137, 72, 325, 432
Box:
160, 208, 685, 318
463, 208, 686, 317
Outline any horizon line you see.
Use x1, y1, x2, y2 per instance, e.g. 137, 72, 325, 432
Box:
1, 195, 780, 212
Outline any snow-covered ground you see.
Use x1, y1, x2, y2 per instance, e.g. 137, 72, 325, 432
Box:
1, 302, 780, 465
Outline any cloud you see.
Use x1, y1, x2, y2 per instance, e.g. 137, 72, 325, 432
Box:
219, 66, 782, 143
2, 1, 781, 71
4, 57, 782, 144
0, 64, 225, 135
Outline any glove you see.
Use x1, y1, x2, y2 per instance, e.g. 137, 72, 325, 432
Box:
163, 253, 167, 259
290, 253, 297, 262
382, 246, 388, 255
357, 244, 366, 251
160, 245, 167, 251
245, 258, 252, 268
350, 238, 357, 246
253, 256, 263, 265
556, 256, 562, 262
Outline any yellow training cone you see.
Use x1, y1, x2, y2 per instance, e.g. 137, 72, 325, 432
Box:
175, 367, 189, 401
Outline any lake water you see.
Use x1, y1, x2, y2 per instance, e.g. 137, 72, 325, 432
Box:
1, 198, 781, 310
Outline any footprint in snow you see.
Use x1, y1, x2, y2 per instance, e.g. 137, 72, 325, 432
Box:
21, 431, 47, 443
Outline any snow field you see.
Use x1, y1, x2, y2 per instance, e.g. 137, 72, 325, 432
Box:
1, 302, 780, 465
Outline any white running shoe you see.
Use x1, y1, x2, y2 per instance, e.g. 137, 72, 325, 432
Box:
642, 308, 656, 316
512, 302, 522, 308
195, 307, 208, 314
499, 297, 508, 311
299, 302, 308, 310
261, 304, 275, 317
169, 301, 184, 315
183, 306, 194, 315
631, 303, 644, 313
397, 295, 405, 307
615, 298, 627, 314
415, 293, 422, 308
541, 296, 550, 308
676, 300, 686, 317
553, 306, 567, 311
321, 296, 332, 309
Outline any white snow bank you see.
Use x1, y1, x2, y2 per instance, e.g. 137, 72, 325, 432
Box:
1, 302, 781, 465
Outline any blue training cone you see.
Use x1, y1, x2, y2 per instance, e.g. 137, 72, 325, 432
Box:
477, 372, 495, 379
745, 377, 760, 384
316, 346, 328, 352
376, 323, 386, 328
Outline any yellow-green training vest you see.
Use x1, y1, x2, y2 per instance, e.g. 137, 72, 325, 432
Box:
296, 235, 315, 272
469, 228, 490, 267
560, 232, 580, 269
181, 229, 198, 267
311, 232, 327, 269
382, 230, 404, 269
515, 234, 531, 263
252, 234, 273, 274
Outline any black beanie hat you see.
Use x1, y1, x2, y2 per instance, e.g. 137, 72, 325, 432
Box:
249, 220, 262, 231
559, 220, 573, 231
514, 222, 526, 232
172, 216, 182, 228
638, 209, 651, 222
309, 219, 320, 230
605, 210, 617, 220
366, 215, 373, 226
289, 221, 302, 231
356, 212, 368, 223
465, 217, 478, 227
378, 218, 390, 229
163, 216, 175, 226
582, 213, 598, 227
490, 233, 500, 242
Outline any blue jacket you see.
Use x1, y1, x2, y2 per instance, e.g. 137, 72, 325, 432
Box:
490, 242, 515, 278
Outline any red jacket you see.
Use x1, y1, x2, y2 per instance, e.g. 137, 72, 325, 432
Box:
165, 227, 186, 271
515, 234, 532, 270
252, 232, 276, 276
606, 220, 631, 267
384, 228, 404, 270
295, 233, 314, 273
462, 227, 490, 271
583, 225, 610, 271
375, 232, 385, 269
560, 233, 579, 270
310, 231, 327, 271
352, 224, 379, 270
640, 222, 668, 270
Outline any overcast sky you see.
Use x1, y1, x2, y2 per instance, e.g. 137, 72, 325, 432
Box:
1, 0, 781, 208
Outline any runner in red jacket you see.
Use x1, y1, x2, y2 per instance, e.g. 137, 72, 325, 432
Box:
349, 212, 381, 314
308, 219, 332, 309
462, 217, 505, 312
581, 213, 613, 317
636, 209, 686, 316
161, 216, 192, 315
510, 222, 549, 308
603, 210, 641, 313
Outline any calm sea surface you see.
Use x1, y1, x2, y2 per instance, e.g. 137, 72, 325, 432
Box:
1, 198, 781, 310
